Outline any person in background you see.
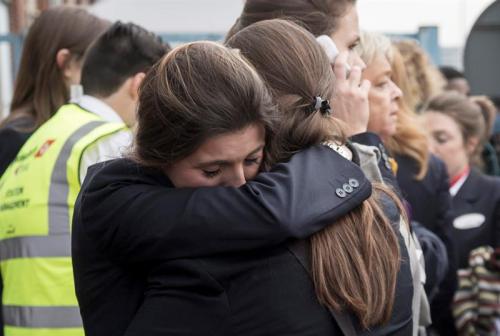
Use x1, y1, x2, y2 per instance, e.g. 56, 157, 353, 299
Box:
386, 40, 457, 335
440, 66, 471, 96
394, 39, 445, 112
0, 6, 109, 177
421, 92, 500, 271
470, 95, 500, 176
0, 22, 167, 336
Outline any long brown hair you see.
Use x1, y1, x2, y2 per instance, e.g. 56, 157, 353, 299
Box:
226, 0, 356, 39
132, 41, 276, 168
227, 19, 402, 329
2, 6, 108, 130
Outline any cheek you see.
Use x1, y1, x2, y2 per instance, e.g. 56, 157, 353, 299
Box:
368, 93, 384, 125
244, 164, 260, 180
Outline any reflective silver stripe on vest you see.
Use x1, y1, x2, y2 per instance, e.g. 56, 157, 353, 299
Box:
48, 120, 106, 235
0, 235, 70, 261
3, 305, 82, 328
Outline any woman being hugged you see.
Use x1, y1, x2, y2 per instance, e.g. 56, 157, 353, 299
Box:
73, 39, 374, 336
118, 20, 413, 335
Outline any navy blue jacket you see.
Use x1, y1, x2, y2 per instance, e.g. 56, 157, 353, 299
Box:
396, 154, 457, 336
451, 168, 500, 269
72, 146, 372, 336
121, 192, 413, 336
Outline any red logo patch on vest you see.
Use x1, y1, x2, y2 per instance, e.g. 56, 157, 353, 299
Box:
35, 139, 55, 158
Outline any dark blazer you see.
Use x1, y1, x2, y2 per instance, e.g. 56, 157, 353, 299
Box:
72, 145, 372, 336
121, 192, 413, 336
451, 168, 500, 269
396, 154, 457, 336
396, 155, 458, 336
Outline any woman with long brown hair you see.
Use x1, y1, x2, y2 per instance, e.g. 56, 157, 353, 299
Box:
74, 21, 413, 335
226, 19, 413, 334
0, 6, 109, 176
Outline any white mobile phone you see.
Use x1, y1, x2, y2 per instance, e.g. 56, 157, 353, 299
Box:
316, 35, 352, 75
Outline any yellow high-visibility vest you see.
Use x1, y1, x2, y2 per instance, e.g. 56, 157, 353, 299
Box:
0, 104, 127, 336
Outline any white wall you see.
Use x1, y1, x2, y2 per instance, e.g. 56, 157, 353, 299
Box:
90, 0, 245, 33
90, 0, 496, 48
358, 0, 496, 48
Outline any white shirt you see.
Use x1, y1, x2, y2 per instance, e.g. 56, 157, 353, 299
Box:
449, 172, 470, 197
73, 95, 132, 183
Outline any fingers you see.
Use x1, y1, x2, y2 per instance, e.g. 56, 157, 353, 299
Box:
333, 51, 349, 81
348, 65, 362, 88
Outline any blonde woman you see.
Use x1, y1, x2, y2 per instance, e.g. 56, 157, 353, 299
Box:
357, 31, 457, 335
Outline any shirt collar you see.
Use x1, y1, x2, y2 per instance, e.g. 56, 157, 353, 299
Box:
450, 168, 470, 197
72, 95, 124, 123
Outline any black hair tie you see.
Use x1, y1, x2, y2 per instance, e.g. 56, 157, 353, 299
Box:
310, 96, 332, 116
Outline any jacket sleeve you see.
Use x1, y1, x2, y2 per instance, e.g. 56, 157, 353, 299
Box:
74, 145, 371, 265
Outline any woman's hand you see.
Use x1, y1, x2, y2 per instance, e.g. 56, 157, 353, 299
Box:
331, 51, 371, 137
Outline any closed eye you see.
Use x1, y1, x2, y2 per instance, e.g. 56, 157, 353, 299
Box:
202, 169, 221, 178
244, 157, 261, 166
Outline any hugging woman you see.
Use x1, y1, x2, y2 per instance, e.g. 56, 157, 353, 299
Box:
73, 21, 414, 336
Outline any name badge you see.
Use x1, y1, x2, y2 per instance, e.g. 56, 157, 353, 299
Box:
453, 213, 486, 230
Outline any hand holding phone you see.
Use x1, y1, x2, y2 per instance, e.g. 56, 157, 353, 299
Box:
315, 35, 370, 136
316, 35, 351, 76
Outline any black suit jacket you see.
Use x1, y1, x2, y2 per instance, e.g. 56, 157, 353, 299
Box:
72, 145, 372, 336
122, 193, 413, 336
396, 154, 457, 336
451, 169, 500, 269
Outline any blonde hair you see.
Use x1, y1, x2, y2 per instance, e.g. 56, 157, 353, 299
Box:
394, 40, 445, 112
356, 31, 393, 65
388, 45, 429, 180
357, 32, 429, 179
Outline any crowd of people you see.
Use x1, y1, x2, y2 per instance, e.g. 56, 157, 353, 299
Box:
0, 1, 499, 335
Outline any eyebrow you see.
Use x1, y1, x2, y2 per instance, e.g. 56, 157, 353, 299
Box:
196, 145, 265, 168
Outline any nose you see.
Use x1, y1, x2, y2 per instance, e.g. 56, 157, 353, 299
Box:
390, 80, 403, 100
428, 138, 437, 154
351, 51, 366, 70
227, 168, 247, 188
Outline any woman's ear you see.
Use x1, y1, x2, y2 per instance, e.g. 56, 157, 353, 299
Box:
56, 48, 80, 84
56, 48, 71, 71
465, 136, 481, 155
